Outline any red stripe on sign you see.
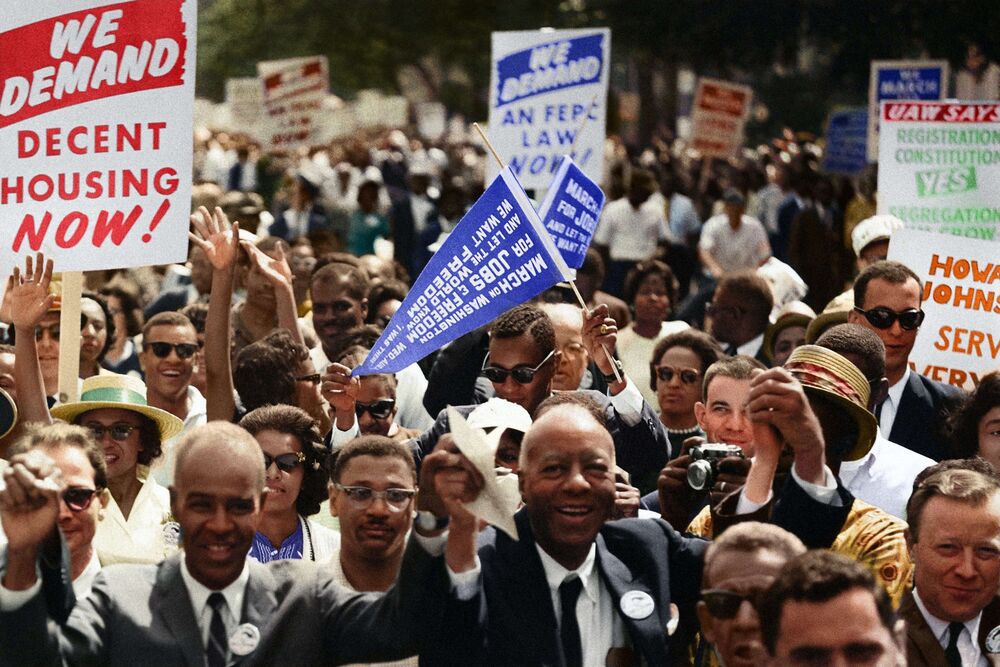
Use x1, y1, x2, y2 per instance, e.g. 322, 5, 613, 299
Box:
0, 0, 187, 129
882, 102, 1000, 123
302, 61, 322, 76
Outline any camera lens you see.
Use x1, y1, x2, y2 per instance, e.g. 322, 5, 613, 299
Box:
687, 460, 713, 491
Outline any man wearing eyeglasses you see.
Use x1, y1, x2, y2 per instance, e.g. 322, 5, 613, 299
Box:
847, 260, 965, 461
696, 522, 805, 667
139, 311, 207, 485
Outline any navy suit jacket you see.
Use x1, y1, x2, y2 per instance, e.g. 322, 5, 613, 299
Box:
421, 509, 705, 666
886, 372, 965, 461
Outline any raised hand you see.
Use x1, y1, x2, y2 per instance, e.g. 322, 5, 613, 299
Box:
0, 450, 62, 554
241, 239, 293, 288
189, 206, 239, 271
7, 253, 56, 330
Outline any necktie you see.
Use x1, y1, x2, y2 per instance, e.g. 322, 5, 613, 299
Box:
945, 621, 964, 667
206, 592, 229, 667
559, 576, 584, 667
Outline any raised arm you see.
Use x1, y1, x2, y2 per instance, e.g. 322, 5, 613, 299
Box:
240, 240, 304, 347
189, 206, 239, 422
7, 253, 56, 427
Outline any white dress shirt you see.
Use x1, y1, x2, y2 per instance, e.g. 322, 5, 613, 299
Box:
72, 549, 103, 601
879, 367, 910, 435
180, 558, 249, 648
736, 332, 765, 359
913, 588, 988, 667
837, 428, 934, 519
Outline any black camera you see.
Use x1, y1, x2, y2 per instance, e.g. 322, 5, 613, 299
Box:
686, 444, 745, 491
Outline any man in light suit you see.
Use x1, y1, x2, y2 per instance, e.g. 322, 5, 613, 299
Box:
901, 464, 1000, 667
0, 421, 466, 667
848, 260, 965, 461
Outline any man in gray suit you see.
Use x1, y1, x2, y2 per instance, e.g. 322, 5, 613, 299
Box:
0, 421, 469, 666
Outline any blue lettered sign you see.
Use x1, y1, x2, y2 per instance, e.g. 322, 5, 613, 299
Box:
867, 59, 949, 161
353, 167, 573, 376
487, 28, 610, 191
822, 108, 868, 175
535, 156, 605, 268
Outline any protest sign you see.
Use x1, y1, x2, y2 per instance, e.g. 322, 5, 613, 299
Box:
888, 228, 1000, 391
487, 28, 610, 191
226, 76, 263, 132
0, 0, 197, 279
415, 101, 447, 141
822, 107, 868, 175
534, 156, 605, 269
354, 167, 572, 375
689, 78, 753, 159
877, 101, 1000, 241
354, 90, 409, 129
867, 60, 949, 162
257, 55, 328, 151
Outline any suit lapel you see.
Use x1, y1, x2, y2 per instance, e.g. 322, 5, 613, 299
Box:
152, 556, 206, 667
900, 590, 950, 667
231, 562, 278, 665
978, 597, 1000, 665
596, 535, 669, 666
890, 374, 924, 445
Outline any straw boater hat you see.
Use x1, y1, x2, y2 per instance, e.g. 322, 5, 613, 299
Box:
784, 345, 877, 462
0, 387, 16, 440
805, 294, 853, 344
51, 375, 183, 441
762, 301, 816, 362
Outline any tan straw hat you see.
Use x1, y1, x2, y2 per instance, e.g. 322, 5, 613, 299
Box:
785, 345, 877, 461
762, 301, 816, 362
51, 375, 183, 441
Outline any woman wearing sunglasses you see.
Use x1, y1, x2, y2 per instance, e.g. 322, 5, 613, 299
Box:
7, 423, 109, 599
616, 260, 690, 411
239, 404, 339, 562
649, 330, 723, 458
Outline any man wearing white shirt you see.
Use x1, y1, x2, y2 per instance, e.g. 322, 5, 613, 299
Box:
0, 421, 470, 667
900, 465, 1000, 667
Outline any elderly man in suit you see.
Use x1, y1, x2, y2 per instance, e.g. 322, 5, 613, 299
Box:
901, 464, 1000, 667
0, 421, 468, 667
847, 260, 965, 461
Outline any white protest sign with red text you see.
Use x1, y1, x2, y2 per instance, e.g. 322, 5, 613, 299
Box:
888, 228, 1000, 391
0, 0, 196, 277
257, 56, 328, 151
690, 78, 753, 159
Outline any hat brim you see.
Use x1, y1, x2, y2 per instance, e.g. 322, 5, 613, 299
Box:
763, 314, 813, 361
805, 311, 849, 344
51, 401, 184, 441
802, 386, 877, 461
0, 388, 17, 440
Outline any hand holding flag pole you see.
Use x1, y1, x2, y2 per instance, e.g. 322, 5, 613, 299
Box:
472, 123, 622, 384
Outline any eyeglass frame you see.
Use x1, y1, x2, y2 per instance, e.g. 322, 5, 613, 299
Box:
480, 349, 556, 385
653, 365, 702, 385
700, 588, 766, 619
332, 483, 417, 511
355, 399, 395, 420
263, 451, 306, 473
144, 341, 201, 359
852, 306, 925, 331
62, 486, 100, 512
84, 422, 140, 442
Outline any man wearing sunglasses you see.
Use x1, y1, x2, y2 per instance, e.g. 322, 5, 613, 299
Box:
139, 311, 207, 485
6, 423, 107, 600
696, 522, 805, 667
848, 260, 965, 461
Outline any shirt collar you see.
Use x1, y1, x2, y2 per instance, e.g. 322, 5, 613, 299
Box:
886, 367, 910, 406
180, 555, 250, 621
736, 332, 765, 358
913, 588, 983, 647
535, 542, 600, 605
838, 427, 886, 474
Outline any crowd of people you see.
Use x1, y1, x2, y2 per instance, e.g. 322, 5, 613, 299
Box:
0, 115, 998, 667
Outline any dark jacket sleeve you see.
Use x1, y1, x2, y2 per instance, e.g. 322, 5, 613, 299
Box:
599, 391, 671, 495
422, 328, 490, 418
770, 474, 854, 549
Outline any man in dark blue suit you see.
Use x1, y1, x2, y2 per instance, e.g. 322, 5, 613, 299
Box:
848, 260, 965, 461
426, 365, 841, 666
389, 169, 437, 277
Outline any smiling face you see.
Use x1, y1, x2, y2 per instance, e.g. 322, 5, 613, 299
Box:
78, 408, 145, 483
909, 494, 1000, 622
140, 324, 198, 404
257, 429, 304, 516
698, 548, 787, 667
519, 405, 616, 570
695, 376, 755, 455
331, 454, 415, 564
172, 443, 264, 590
311, 277, 367, 353
47, 443, 104, 561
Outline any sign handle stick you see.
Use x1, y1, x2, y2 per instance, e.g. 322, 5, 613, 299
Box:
57, 271, 83, 404
567, 281, 623, 384
567, 93, 600, 156
473, 123, 507, 170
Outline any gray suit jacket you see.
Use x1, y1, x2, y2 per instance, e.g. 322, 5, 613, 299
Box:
0, 537, 446, 667
900, 589, 1000, 667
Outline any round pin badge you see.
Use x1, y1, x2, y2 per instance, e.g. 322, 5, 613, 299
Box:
229, 623, 261, 656
986, 625, 1000, 653
619, 590, 655, 620
161, 521, 182, 547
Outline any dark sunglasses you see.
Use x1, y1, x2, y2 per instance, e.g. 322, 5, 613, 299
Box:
145, 341, 200, 359
86, 423, 139, 441
481, 350, 555, 385
62, 487, 99, 512
655, 366, 701, 385
33, 314, 88, 341
295, 373, 321, 384
701, 588, 765, 619
853, 306, 925, 331
355, 399, 395, 420
263, 451, 306, 473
